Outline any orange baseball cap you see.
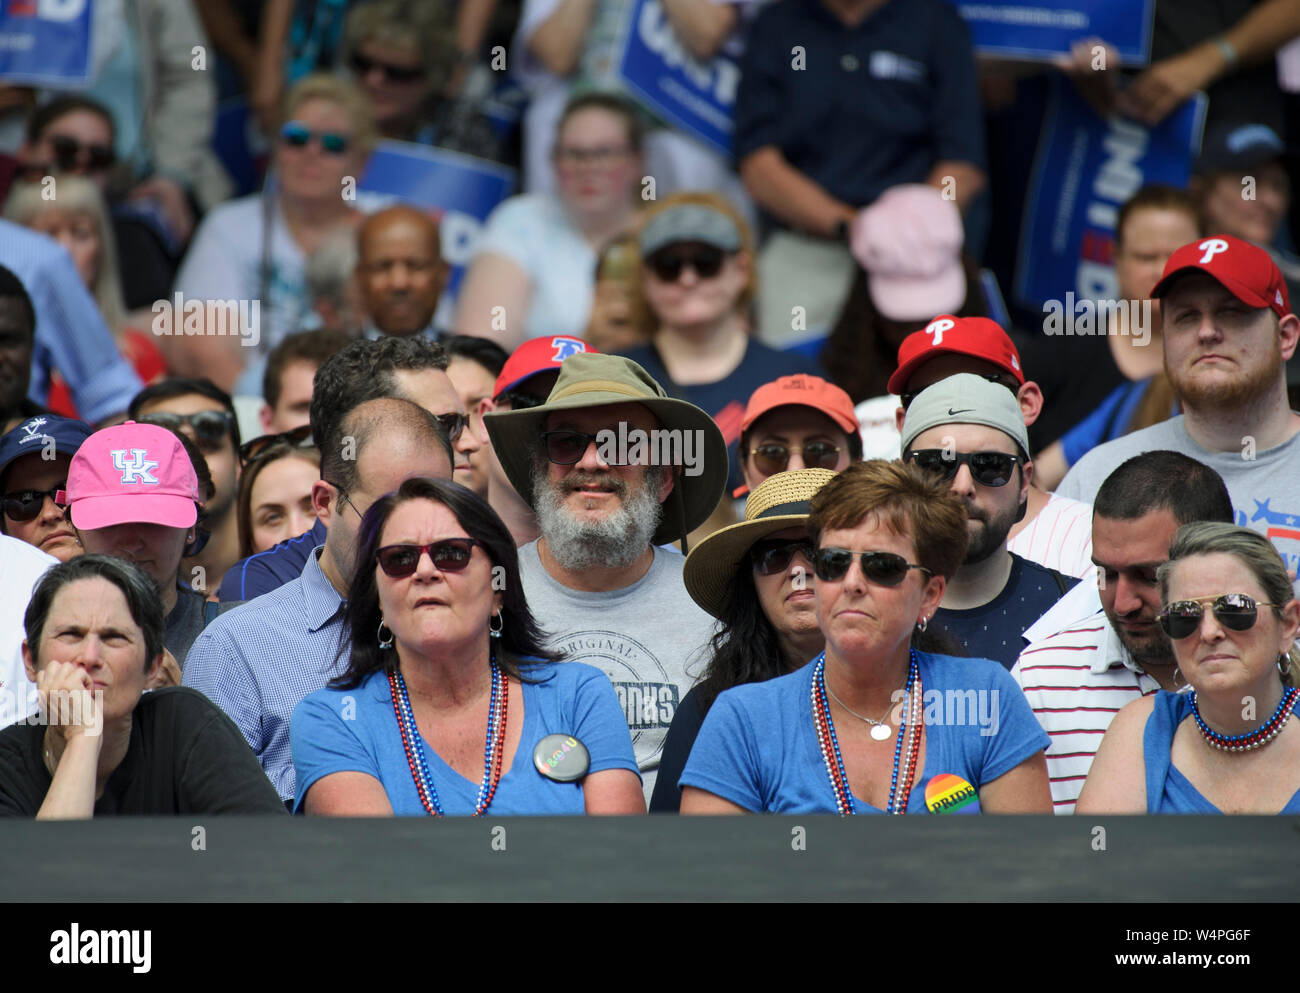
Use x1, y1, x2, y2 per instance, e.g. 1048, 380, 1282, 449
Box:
740, 374, 860, 436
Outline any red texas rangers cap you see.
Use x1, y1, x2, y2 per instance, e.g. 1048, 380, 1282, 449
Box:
1150, 234, 1291, 319
886, 315, 1024, 396
493, 335, 599, 398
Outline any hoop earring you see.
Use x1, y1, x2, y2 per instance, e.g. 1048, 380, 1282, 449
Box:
1280, 653, 1290, 677
377, 617, 394, 650
916, 616, 928, 633
489, 611, 503, 639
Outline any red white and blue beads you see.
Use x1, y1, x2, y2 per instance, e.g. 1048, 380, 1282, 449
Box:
389, 655, 507, 816
812, 651, 922, 815
1189, 685, 1298, 752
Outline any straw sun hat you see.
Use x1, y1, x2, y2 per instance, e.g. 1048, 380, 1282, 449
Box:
683, 468, 837, 619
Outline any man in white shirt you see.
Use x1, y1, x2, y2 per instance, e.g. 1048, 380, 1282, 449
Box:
1012, 451, 1234, 813
0, 533, 57, 728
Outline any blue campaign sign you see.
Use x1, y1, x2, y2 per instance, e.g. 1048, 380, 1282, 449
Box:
957, 0, 1155, 66
1014, 79, 1205, 313
615, 0, 739, 156
356, 140, 517, 300
0, 0, 92, 85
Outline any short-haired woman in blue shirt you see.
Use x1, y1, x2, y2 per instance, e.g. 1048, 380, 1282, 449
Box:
1078, 523, 1300, 814
292, 477, 644, 816
680, 460, 1051, 815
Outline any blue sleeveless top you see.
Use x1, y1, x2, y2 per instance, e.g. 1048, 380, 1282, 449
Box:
1142, 691, 1300, 814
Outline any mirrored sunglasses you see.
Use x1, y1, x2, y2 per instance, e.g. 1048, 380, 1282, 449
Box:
813, 548, 931, 587
1157, 594, 1282, 640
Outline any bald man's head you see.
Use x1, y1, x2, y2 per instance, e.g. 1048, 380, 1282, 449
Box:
356, 206, 447, 336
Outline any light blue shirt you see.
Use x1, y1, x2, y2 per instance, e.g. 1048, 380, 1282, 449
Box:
291, 661, 639, 815
182, 547, 346, 801
0, 219, 142, 422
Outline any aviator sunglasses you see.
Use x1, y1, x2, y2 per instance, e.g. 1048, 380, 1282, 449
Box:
1157, 594, 1283, 640
750, 538, 815, 576
279, 121, 351, 155
376, 538, 481, 578
813, 548, 932, 586
749, 441, 841, 476
2, 485, 66, 522
904, 449, 1022, 488
647, 245, 726, 282
138, 410, 236, 454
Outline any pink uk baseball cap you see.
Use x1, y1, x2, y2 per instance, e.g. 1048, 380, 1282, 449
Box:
61, 421, 199, 531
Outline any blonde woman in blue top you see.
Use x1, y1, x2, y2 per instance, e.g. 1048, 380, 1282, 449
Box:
1078, 523, 1300, 814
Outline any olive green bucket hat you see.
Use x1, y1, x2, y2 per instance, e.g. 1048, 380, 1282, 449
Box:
483, 352, 728, 548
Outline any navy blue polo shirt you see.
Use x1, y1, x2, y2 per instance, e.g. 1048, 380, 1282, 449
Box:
218, 517, 327, 602
734, 0, 985, 211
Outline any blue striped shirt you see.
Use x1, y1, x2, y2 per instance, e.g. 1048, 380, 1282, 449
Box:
182, 546, 347, 801
0, 219, 142, 422
218, 517, 326, 602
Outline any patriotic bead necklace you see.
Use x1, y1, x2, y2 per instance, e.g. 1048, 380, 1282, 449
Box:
1189, 685, 1298, 752
812, 651, 922, 815
389, 654, 507, 816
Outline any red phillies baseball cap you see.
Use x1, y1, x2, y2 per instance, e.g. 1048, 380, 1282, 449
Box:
886, 315, 1024, 396
740, 374, 860, 436
61, 421, 199, 531
494, 335, 599, 397
1150, 234, 1291, 319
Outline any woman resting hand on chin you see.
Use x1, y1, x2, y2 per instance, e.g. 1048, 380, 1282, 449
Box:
292, 477, 645, 816
680, 460, 1052, 815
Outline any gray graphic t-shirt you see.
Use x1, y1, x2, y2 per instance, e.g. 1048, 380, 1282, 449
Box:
519, 541, 717, 801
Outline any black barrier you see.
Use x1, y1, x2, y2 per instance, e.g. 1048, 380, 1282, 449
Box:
1, 815, 1296, 901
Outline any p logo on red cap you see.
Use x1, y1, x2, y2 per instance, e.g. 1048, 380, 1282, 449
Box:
549, 336, 586, 362
926, 318, 955, 346
1197, 238, 1230, 265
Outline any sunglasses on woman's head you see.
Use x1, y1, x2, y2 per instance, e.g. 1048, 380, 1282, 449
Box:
646, 245, 726, 282
899, 374, 1018, 411
749, 441, 841, 476
349, 52, 426, 84
813, 548, 931, 586
904, 449, 1021, 488
1157, 594, 1282, 640
138, 410, 236, 453
376, 538, 481, 578
239, 423, 314, 465
750, 538, 815, 576
279, 121, 350, 155
2, 485, 66, 522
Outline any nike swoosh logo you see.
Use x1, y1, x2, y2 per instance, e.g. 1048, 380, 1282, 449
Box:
947, 408, 975, 415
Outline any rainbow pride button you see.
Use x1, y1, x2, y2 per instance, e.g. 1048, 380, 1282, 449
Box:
925, 773, 979, 814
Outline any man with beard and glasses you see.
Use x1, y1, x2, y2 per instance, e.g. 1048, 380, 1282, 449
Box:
1013, 451, 1234, 814
901, 375, 1076, 668
484, 353, 728, 799
1058, 236, 1300, 571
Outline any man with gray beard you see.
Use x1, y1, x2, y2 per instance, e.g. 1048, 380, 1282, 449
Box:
485, 354, 728, 799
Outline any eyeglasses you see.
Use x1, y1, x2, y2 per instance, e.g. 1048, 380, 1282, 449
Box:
138, 410, 236, 454
48, 134, 115, 172
647, 245, 726, 283
749, 441, 842, 476
553, 144, 632, 167
493, 390, 546, 411
813, 548, 932, 586
750, 538, 815, 576
376, 538, 481, 578
349, 52, 426, 84
239, 423, 314, 465
540, 429, 623, 466
1157, 594, 1283, 640
2, 485, 66, 522
279, 121, 351, 155
899, 374, 1018, 411
904, 449, 1022, 488
435, 412, 467, 444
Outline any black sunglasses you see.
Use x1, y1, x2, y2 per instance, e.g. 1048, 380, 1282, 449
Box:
376, 538, 480, 578
540, 429, 625, 466
813, 548, 932, 586
749, 441, 841, 476
1157, 594, 1283, 640
750, 538, 815, 576
349, 52, 427, 84
49, 134, 115, 172
647, 245, 726, 282
239, 423, 314, 465
435, 412, 467, 444
904, 449, 1022, 488
900, 374, 1018, 411
279, 121, 350, 155
2, 484, 66, 523
493, 390, 546, 411
138, 410, 236, 453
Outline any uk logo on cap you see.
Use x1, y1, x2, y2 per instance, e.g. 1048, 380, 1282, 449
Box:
111, 449, 160, 486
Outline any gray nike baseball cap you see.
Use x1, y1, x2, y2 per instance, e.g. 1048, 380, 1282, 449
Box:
900, 373, 1030, 455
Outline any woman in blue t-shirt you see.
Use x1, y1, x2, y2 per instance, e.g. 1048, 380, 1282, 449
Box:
291, 477, 644, 816
680, 460, 1051, 815
1078, 523, 1300, 815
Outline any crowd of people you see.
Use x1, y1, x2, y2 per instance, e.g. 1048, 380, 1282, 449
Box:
2, 0, 1300, 820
